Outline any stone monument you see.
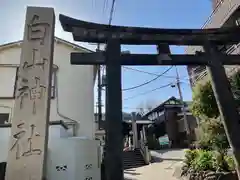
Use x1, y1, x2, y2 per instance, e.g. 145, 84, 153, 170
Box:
5, 6, 55, 180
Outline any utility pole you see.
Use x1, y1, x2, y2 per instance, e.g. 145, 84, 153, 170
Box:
97, 44, 102, 130
175, 66, 191, 140
156, 43, 191, 142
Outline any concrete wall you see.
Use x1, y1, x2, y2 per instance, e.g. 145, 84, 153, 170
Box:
178, 115, 198, 133
212, 0, 222, 9
0, 41, 95, 139
0, 125, 72, 163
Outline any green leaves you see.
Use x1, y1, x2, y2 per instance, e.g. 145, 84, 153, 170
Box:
192, 150, 214, 171
190, 70, 240, 119
230, 70, 240, 106
183, 149, 235, 173
184, 149, 198, 167
190, 81, 219, 118
196, 118, 229, 151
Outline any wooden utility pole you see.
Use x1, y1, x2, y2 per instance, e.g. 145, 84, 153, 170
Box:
5, 6, 55, 180
175, 66, 191, 140
204, 43, 240, 179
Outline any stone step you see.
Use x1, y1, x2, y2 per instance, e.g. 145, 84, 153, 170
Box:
123, 149, 146, 170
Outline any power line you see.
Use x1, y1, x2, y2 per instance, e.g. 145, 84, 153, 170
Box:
124, 83, 173, 101
102, 0, 108, 15
122, 66, 173, 91
123, 106, 148, 110
108, 0, 116, 25
123, 66, 177, 78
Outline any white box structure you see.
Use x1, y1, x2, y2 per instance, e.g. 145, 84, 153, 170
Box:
47, 137, 101, 180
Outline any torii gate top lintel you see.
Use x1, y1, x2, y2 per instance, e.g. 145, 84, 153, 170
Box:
59, 14, 240, 46
59, 13, 240, 180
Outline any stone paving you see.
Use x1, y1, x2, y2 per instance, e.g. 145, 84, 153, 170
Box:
124, 149, 186, 180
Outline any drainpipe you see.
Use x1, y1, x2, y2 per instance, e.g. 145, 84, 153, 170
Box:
55, 67, 78, 136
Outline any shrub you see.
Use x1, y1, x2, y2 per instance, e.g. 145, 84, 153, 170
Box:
224, 155, 235, 171
195, 118, 229, 151
184, 149, 198, 167
191, 150, 214, 171
213, 152, 230, 172
183, 150, 235, 174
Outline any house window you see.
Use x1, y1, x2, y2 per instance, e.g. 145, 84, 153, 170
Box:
0, 113, 9, 124
0, 67, 18, 98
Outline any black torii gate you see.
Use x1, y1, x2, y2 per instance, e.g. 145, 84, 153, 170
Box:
59, 14, 240, 180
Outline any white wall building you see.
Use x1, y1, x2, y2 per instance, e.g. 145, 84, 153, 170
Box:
0, 38, 102, 180
0, 37, 97, 139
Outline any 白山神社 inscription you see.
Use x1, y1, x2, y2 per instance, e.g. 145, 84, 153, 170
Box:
5, 7, 55, 180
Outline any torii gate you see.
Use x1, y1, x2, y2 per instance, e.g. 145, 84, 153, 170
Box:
59, 14, 240, 180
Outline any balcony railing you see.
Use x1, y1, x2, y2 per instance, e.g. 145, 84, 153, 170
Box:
190, 42, 240, 85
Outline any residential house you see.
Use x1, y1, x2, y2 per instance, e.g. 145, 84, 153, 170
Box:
0, 37, 97, 139
0, 38, 102, 178
142, 96, 198, 147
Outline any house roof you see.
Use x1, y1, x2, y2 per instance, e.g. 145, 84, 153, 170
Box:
142, 96, 190, 118
0, 37, 94, 53
0, 37, 98, 80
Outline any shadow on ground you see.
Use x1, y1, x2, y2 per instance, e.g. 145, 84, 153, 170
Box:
124, 169, 140, 180
124, 169, 141, 176
124, 163, 148, 170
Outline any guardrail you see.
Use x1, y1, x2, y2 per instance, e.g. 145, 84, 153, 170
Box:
139, 126, 151, 164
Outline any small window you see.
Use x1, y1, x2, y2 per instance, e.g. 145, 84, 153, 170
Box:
0, 113, 9, 124
0, 67, 18, 98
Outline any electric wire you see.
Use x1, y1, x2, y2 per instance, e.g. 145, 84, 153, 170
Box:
102, 0, 108, 15
108, 0, 116, 25
123, 66, 177, 79
122, 66, 173, 91
124, 83, 173, 101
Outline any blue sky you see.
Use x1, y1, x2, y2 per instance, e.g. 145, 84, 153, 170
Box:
0, 0, 212, 113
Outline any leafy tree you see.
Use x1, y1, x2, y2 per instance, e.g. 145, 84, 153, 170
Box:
190, 80, 219, 118
229, 70, 240, 106
190, 70, 240, 119
196, 118, 229, 151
